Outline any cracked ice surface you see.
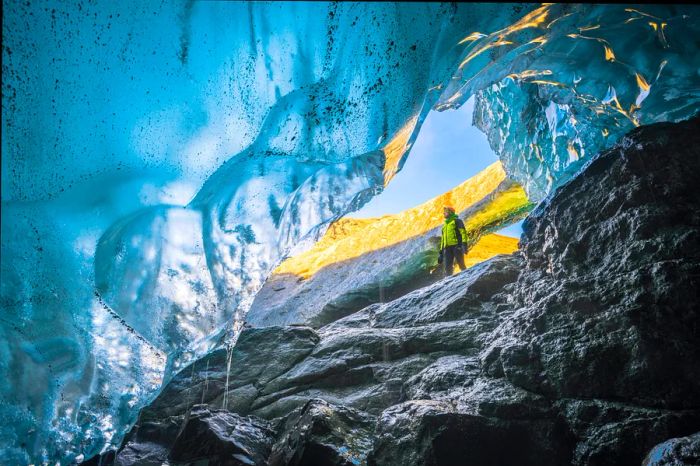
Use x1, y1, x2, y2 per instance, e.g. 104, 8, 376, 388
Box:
2, 2, 699, 463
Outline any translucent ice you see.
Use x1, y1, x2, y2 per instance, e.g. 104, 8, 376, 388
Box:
2, 2, 699, 463
443, 4, 700, 198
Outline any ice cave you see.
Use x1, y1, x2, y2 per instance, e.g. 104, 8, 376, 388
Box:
2, 2, 700, 465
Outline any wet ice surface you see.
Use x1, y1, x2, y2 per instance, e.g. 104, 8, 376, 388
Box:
2, 2, 699, 463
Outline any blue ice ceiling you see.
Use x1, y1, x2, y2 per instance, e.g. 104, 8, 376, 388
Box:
2, 2, 699, 463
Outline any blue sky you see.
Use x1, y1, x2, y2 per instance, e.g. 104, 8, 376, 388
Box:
348, 97, 524, 238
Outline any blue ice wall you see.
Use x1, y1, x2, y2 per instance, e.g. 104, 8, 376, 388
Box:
462, 4, 700, 199
2, 2, 699, 464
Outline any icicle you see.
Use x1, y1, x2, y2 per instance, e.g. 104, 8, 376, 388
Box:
200, 359, 210, 404
222, 344, 234, 411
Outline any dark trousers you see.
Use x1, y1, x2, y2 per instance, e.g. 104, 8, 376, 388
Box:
443, 245, 466, 276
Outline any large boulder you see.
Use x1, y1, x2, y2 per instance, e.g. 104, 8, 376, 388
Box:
269, 399, 376, 466
86, 406, 276, 466
169, 405, 276, 466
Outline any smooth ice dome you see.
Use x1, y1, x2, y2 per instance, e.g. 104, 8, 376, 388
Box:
2, 3, 699, 464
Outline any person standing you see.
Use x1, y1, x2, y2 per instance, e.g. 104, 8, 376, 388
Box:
438, 206, 467, 276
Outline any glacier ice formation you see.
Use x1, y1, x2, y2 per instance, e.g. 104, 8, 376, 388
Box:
2, 2, 699, 464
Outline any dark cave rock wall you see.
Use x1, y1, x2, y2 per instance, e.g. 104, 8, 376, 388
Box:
481, 118, 700, 409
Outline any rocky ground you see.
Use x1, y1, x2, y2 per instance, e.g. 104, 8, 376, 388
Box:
85, 117, 700, 465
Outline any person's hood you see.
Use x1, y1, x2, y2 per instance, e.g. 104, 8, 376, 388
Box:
444, 213, 458, 223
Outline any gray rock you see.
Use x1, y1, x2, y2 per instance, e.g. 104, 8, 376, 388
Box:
113, 417, 183, 466
560, 400, 700, 466
88, 408, 277, 466
403, 355, 481, 400
82, 416, 184, 466
169, 405, 276, 466
140, 326, 320, 420
368, 396, 573, 466
247, 256, 521, 419
481, 119, 700, 411
139, 253, 520, 424
326, 253, 522, 330
269, 399, 376, 466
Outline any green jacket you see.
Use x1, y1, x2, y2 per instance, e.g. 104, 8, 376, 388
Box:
440, 213, 467, 250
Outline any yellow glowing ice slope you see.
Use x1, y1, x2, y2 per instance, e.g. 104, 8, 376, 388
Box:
275, 161, 531, 279
464, 233, 520, 269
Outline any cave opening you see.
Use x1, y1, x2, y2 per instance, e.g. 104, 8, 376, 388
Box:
348, 96, 525, 240
248, 97, 535, 330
